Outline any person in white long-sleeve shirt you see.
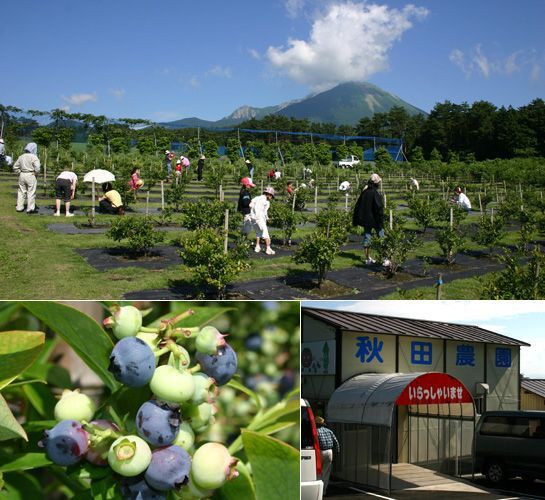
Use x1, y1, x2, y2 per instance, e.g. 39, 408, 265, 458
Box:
451, 186, 471, 211
250, 186, 275, 255
13, 142, 40, 214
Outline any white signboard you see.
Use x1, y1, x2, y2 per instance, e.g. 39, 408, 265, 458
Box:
302, 341, 336, 375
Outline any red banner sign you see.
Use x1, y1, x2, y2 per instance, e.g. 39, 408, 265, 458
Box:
396, 372, 473, 405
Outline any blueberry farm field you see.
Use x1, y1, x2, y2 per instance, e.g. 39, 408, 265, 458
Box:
2, 153, 544, 300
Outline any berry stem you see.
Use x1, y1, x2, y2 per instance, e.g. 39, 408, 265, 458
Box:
188, 363, 202, 374
171, 327, 200, 339
154, 346, 171, 358
107, 406, 125, 432
139, 326, 159, 333
159, 309, 195, 331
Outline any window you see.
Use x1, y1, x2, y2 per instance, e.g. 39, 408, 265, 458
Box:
480, 415, 545, 438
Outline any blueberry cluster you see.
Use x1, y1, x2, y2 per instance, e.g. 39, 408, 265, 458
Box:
40, 306, 239, 499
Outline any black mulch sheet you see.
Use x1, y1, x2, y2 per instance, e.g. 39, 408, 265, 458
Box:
48, 223, 186, 235
76, 246, 183, 271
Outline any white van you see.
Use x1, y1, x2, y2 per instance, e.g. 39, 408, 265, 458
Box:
301, 399, 324, 500
475, 410, 545, 483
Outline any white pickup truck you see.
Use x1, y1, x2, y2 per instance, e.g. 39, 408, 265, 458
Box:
335, 155, 360, 168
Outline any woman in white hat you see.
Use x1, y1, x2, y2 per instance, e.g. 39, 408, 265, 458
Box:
249, 186, 275, 255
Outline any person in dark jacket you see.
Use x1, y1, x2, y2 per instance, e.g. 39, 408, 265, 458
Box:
237, 177, 255, 235
353, 173, 386, 265
197, 155, 205, 181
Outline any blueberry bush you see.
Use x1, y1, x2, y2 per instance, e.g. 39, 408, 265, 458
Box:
0, 301, 299, 499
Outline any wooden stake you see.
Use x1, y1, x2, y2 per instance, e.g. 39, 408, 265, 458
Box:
91, 178, 96, 225
478, 193, 482, 213
160, 181, 165, 211
224, 209, 229, 254
389, 209, 393, 230
450, 207, 453, 228
146, 191, 150, 216
314, 185, 318, 214
292, 192, 296, 213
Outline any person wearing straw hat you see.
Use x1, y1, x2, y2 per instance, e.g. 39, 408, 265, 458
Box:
249, 186, 275, 255
197, 154, 205, 181
315, 416, 339, 496
13, 142, 40, 214
54, 169, 78, 217
0, 138, 5, 167
165, 150, 175, 178
353, 173, 388, 266
245, 158, 254, 180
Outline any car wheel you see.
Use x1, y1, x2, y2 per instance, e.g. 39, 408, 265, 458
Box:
485, 462, 504, 483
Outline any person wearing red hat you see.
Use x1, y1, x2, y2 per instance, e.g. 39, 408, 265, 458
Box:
237, 177, 255, 236
451, 186, 471, 211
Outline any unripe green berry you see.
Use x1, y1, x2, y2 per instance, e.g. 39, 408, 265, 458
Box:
195, 326, 225, 355
180, 473, 214, 499
192, 443, 239, 490
54, 389, 96, 422
149, 365, 195, 403
186, 402, 215, 433
192, 373, 214, 405
173, 422, 195, 451
135, 332, 160, 350
103, 306, 143, 339
107, 435, 151, 477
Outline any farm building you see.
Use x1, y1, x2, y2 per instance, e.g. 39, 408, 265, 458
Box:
301, 307, 530, 492
521, 378, 545, 410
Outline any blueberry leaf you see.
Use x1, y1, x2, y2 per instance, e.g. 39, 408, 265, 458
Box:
21, 302, 119, 391
241, 430, 298, 500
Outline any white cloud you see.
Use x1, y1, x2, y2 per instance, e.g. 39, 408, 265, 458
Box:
109, 88, 125, 99
61, 92, 98, 106
530, 62, 541, 81
325, 300, 545, 324
285, 0, 306, 18
267, 1, 429, 91
450, 45, 541, 81
248, 48, 261, 60
189, 75, 200, 87
206, 65, 232, 78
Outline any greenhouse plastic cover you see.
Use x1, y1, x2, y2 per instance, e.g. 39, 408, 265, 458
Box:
327, 372, 427, 426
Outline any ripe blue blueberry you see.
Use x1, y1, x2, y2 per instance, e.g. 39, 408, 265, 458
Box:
244, 332, 262, 351
136, 400, 180, 447
42, 420, 89, 466
195, 343, 237, 386
121, 475, 166, 500
109, 337, 156, 387
144, 445, 192, 491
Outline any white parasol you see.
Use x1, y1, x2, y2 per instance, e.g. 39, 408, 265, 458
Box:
83, 169, 116, 184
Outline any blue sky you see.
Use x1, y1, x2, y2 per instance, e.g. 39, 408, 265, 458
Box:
302, 301, 545, 378
1, 0, 544, 122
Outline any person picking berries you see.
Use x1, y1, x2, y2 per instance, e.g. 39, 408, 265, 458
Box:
249, 186, 275, 255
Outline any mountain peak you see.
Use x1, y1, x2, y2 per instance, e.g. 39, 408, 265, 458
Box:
162, 81, 425, 128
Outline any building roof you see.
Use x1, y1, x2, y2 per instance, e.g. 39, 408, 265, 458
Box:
303, 307, 530, 347
521, 379, 545, 398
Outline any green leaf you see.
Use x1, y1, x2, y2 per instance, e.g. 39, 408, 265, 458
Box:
0, 331, 45, 390
0, 395, 27, 442
1, 471, 43, 500
0, 304, 20, 328
22, 383, 57, 419
90, 475, 119, 500
229, 396, 299, 455
241, 430, 299, 500
227, 379, 262, 410
0, 452, 53, 472
24, 363, 73, 389
22, 420, 57, 433
214, 460, 256, 500
21, 302, 119, 391
148, 304, 232, 329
